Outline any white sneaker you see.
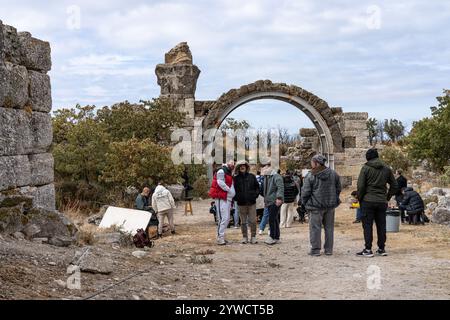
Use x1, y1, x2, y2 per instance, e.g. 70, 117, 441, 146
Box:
250, 237, 257, 244
265, 237, 276, 245
258, 230, 263, 235
217, 239, 226, 245
240, 238, 248, 244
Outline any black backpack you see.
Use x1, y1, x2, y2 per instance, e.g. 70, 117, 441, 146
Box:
133, 229, 154, 248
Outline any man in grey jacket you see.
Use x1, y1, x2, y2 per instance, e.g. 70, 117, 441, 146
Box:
262, 163, 284, 245
302, 155, 342, 256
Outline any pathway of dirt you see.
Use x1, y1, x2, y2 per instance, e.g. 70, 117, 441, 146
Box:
1, 197, 449, 300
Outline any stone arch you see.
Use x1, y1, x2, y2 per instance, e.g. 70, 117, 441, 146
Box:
201, 80, 344, 168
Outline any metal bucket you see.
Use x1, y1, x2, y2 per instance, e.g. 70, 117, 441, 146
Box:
386, 209, 400, 233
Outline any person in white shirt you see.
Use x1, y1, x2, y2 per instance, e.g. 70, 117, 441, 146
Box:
152, 183, 177, 238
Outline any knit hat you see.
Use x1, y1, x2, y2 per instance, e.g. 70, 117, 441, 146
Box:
366, 148, 379, 161
312, 154, 327, 166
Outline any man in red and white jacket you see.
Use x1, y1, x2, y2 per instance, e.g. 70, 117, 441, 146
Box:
209, 160, 235, 245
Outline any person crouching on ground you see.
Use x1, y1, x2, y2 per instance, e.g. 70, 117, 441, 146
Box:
399, 187, 425, 225
301, 155, 342, 256
208, 160, 236, 245
262, 162, 284, 245
233, 160, 260, 244
151, 182, 176, 238
135, 187, 151, 211
357, 148, 398, 257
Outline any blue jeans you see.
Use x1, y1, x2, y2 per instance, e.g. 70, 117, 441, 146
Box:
259, 207, 269, 231
356, 208, 363, 220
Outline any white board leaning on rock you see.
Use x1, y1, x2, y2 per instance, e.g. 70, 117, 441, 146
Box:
99, 206, 151, 235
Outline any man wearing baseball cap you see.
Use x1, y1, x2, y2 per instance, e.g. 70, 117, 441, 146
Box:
301, 154, 342, 256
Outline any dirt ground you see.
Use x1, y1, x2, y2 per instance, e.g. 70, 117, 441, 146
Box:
1, 192, 450, 300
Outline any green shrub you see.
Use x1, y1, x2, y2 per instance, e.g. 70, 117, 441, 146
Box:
192, 175, 210, 199
380, 146, 410, 173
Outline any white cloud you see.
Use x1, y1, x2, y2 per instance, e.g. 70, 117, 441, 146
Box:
2, 0, 449, 129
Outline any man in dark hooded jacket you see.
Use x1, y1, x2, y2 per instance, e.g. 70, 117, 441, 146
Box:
302, 154, 342, 256
357, 149, 398, 257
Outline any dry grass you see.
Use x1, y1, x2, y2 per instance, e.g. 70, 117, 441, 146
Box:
59, 199, 87, 225
76, 224, 98, 246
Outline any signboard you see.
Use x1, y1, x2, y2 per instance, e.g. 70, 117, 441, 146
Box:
98, 206, 151, 235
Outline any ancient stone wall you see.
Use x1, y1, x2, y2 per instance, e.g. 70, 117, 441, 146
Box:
0, 21, 55, 210
335, 111, 370, 187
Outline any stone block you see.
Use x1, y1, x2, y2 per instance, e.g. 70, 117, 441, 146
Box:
29, 153, 54, 186
344, 121, 368, 132
18, 184, 55, 211
164, 42, 193, 64
29, 70, 52, 112
344, 112, 368, 121
1, 24, 22, 65
0, 108, 52, 156
18, 32, 51, 72
0, 62, 29, 108
31, 111, 53, 152
0, 155, 31, 191
300, 128, 317, 137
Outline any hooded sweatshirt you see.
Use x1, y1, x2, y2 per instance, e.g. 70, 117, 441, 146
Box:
357, 158, 398, 203
151, 185, 176, 213
301, 166, 342, 210
262, 166, 284, 206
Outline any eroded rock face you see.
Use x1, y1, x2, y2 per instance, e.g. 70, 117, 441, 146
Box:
432, 207, 450, 226
165, 42, 193, 64
155, 64, 200, 96
0, 189, 76, 245
155, 42, 201, 98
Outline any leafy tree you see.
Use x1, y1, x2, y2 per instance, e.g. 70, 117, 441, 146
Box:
367, 118, 378, 145
406, 91, 450, 172
52, 105, 109, 184
383, 119, 405, 142
96, 98, 185, 144
376, 121, 385, 143
220, 118, 250, 131
101, 138, 183, 189
380, 146, 410, 173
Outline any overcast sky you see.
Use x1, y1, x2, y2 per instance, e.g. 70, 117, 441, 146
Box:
1, 0, 449, 133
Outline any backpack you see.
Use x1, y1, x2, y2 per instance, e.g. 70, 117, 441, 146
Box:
133, 229, 153, 248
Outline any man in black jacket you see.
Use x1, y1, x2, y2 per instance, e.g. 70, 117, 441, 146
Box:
357, 149, 398, 257
400, 187, 425, 225
233, 161, 260, 244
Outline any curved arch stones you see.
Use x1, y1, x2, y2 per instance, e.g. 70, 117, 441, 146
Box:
156, 42, 370, 187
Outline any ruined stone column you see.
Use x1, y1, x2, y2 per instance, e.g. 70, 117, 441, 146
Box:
339, 112, 370, 186
0, 21, 55, 210
155, 42, 200, 128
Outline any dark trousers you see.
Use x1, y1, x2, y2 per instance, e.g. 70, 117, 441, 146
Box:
268, 204, 281, 240
361, 202, 388, 250
396, 195, 406, 222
